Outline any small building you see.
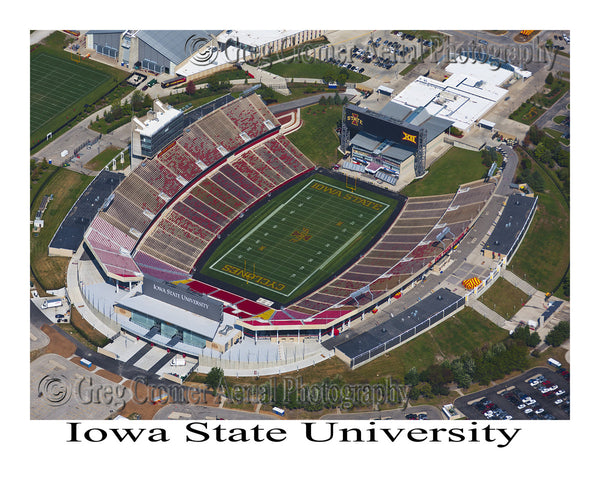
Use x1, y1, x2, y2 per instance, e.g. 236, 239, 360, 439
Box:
376, 85, 394, 96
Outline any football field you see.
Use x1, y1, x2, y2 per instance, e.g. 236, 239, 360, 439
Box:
30, 53, 110, 136
201, 174, 398, 304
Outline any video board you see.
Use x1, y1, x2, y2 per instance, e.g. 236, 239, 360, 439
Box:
344, 105, 420, 149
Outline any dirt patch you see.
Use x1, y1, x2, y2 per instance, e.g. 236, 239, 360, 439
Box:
40, 324, 77, 357
95, 369, 123, 384
70, 356, 95, 370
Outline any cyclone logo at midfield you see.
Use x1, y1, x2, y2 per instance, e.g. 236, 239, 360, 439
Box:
38, 374, 72, 406
185, 34, 219, 66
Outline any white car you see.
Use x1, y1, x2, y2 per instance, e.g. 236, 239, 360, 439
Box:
554, 398, 564, 405
535, 408, 545, 414
524, 408, 533, 414
517, 404, 526, 410
555, 389, 566, 396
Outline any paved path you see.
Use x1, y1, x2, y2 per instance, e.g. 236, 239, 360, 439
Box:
469, 299, 507, 328
502, 269, 538, 296
268, 91, 353, 114
30, 30, 55, 45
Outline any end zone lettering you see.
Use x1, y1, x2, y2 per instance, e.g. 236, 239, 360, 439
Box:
311, 182, 384, 211
342, 192, 383, 211
222, 264, 286, 291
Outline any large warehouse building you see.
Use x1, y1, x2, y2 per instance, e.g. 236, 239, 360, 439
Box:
86, 30, 221, 73
86, 29, 324, 80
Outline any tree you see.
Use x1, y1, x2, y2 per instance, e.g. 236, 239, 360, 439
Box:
529, 170, 545, 192
131, 90, 145, 112
185, 80, 196, 96
545, 321, 570, 347
205, 367, 224, 392
404, 366, 420, 386
512, 325, 541, 348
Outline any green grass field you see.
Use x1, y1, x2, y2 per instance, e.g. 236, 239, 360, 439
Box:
400, 147, 488, 196
30, 167, 93, 290
30, 53, 110, 136
200, 173, 398, 303
507, 155, 569, 298
287, 104, 344, 167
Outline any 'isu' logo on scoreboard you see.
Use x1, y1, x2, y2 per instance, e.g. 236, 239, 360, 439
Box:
402, 131, 418, 144
347, 113, 363, 127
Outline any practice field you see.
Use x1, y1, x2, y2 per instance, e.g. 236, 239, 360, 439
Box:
30, 53, 110, 136
200, 174, 399, 304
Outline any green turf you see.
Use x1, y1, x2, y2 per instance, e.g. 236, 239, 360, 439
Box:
287, 104, 344, 167
30, 52, 110, 136
200, 173, 398, 303
400, 147, 488, 197
507, 157, 569, 297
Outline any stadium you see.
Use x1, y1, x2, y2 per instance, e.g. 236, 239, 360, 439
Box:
66, 89, 514, 372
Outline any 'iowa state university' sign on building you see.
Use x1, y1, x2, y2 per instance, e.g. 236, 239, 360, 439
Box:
142, 276, 223, 322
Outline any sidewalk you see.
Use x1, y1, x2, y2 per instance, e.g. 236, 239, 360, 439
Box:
469, 299, 507, 328
66, 244, 119, 339
502, 269, 538, 296
241, 64, 291, 95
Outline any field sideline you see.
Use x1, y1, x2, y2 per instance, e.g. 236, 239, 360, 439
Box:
200, 173, 399, 304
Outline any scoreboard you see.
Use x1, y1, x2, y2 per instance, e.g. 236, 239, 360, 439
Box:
344, 104, 421, 149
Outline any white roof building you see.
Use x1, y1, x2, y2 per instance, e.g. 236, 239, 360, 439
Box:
176, 29, 323, 78
391, 55, 531, 131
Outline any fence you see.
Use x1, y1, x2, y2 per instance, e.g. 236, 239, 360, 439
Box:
66, 133, 103, 164
348, 295, 466, 369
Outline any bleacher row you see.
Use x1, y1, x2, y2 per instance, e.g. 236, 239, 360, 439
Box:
84, 94, 293, 280
280, 180, 496, 318
135, 134, 314, 272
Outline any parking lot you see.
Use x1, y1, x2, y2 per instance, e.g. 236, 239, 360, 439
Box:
454, 367, 570, 420
323, 30, 438, 90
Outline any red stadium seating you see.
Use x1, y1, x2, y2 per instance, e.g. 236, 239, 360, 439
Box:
158, 143, 203, 181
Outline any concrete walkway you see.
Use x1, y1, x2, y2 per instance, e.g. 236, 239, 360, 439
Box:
241, 64, 291, 95
30, 30, 55, 45
502, 269, 538, 296
66, 244, 119, 339
469, 299, 507, 328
